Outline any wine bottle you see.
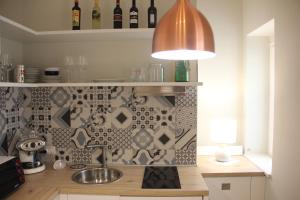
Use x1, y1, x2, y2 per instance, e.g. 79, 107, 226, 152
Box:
72, 0, 81, 30
129, 0, 138, 28
113, 0, 122, 29
148, 0, 157, 28
92, 0, 101, 29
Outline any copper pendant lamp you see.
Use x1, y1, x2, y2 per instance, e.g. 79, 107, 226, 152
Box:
152, 0, 215, 60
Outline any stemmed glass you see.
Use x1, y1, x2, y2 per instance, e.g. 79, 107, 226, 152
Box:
0, 54, 14, 82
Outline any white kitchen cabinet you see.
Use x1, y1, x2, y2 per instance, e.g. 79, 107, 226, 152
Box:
251, 177, 266, 200
67, 194, 119, 200
59, 195, 206, 200
120, 197, 204, 200
204, 177, 251, 200
204, 177, 265, 200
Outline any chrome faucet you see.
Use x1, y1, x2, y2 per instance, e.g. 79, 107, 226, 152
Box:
86, 144, 108, 168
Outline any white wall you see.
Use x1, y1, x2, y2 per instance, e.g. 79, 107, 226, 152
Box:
0, 0, 24, 64
1, 0, 199, 82
0, 0, 178, 30
244, 36, 270, 154
0, 0, 194, 31
1, 0, 243, 147
0, 37, 23, 65
197, 0, 243, 146
0, 0, 24, 24
243, 0, 300, 199
23, 39, 158, 81
22, 0, 178, 31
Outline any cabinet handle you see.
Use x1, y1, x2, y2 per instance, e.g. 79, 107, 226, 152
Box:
221, 183, 231, 190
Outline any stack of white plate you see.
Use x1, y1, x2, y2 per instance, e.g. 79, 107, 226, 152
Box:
42, 75, 62, 83
25, 67, 41, 83
41, 68, 62, 83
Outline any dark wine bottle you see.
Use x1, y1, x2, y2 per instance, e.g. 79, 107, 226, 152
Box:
148, 0, 157, 28
129, 0, 139, 28
72, 0, 81, 30
113, 0, 122, 29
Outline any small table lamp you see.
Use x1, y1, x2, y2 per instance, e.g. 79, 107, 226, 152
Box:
210, 119, 237, 162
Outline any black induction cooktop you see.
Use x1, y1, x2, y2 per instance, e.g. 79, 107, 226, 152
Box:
142, 166, 181, 189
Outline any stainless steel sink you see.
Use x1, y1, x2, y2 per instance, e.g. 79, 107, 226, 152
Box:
72, 168, 123, 184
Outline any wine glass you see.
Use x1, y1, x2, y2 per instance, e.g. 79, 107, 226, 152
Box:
63, 56, 74, 82
0, 54, 14, 82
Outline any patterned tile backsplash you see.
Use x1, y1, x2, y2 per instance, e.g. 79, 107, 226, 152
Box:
0, 86, 197, 166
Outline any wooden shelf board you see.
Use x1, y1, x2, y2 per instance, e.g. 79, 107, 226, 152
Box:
0, 82, 203, 88
0, 15, 154, 43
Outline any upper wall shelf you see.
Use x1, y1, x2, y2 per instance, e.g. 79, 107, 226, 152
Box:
0, 82, 203, 88
0, 16, 154, 43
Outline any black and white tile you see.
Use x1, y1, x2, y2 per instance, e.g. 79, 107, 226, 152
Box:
19, 88, 32, 108
131, 107, 155, 130
70, 106, 90, 128
153, 107, 175, 131
6, 129, 20, 156
131, 128, 154, 150
87, 127, 113, 149
132, 149, 175, 165
50, 87, 71, 107
86, 107, 111, 129
132, 95, 175, 108
51, 107, 71, 128
87, 86, 111, 109
154, 128, 175, 150
175, 150, 196, 165
110, 87, 132, 108
111, 149, 133, 165
175, 107, 197, 130
72, 148, 92, 164
70, 87, 90, 107
0, 110, 6, 135
70, 87, 91, 128
71, 128, 91, 149
3, 86, 198, 166
5, 107, 20, 133
31, 106, 52, 131
55, 148, 72, 164
111, 107, 133, 129
0, 87, 7, 109
111, 129, 132, 149
175, 128, 197, 151
90, 147, 114, 165
32, 87, 51, 107
5, 87, 21, 110
146, 96, 176, 108
175, 87, 197, 107
19, 107, 32, 129
50, 128, 74, 149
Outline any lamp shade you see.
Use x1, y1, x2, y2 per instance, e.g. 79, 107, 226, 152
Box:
152, 0, 215, 60
210, 119, 237, 144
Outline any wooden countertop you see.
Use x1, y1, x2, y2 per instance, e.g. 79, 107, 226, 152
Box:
197, 156, 265, 177
7, 166, 209, 200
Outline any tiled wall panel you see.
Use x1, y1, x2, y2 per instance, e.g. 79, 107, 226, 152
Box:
0, 86, 197, 166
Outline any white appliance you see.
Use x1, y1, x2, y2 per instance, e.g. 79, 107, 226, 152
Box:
16, 137, 46, 174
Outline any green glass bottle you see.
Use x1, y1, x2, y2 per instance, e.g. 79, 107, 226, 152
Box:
175, 60, 190, 82
92, 0, 101, 29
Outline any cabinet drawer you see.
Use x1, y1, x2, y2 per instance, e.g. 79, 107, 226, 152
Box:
204, 177, 251, 200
